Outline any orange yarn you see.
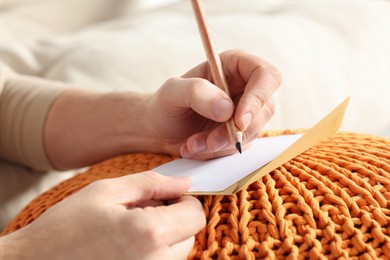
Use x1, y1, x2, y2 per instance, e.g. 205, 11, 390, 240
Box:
2, 132, 390, 259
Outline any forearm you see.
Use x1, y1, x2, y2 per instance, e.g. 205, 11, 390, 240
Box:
44, 89, 160, 170
0, 229, 31, 260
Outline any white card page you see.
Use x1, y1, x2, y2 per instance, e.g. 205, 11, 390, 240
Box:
153, 134, 303, 192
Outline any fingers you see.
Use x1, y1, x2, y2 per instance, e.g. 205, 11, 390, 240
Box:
181, 142, 253, 160
180, 124, 230, 157
85, 171, 192, 205
159, 77, 234, 122
120, 196, 205, 251
160, 49, 280, 159
183, 50, 281, 132
144, 196, 205, 245
77, 173, 204, 259
234, 62, 281, 131
180, 99, 275, 159
220, 50, 281, 131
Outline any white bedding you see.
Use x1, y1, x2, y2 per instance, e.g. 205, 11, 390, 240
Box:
1, 0, 390, 229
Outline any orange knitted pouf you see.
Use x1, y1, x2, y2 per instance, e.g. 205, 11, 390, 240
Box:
2, 132, 390, 259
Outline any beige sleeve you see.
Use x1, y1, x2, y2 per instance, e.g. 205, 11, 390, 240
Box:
0, 66, 67, 171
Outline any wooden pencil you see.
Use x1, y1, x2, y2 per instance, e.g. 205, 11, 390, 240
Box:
191, 0, 243, 153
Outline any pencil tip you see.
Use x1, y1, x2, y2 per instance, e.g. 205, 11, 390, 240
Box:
235, 142, 242, 154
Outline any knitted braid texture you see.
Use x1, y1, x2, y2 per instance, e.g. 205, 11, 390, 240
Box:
2, 132, 390, 259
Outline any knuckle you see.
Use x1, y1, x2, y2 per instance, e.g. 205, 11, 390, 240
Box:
242, 124, 260, 142
142, 171, 162, 182
264, 99, 276, 121
242, 100, 276, 140
267, 65, 283, 88
163, 77, 180, 86
124, 213, 164, 250
250, 69, 279, 112
160, 77, 181, 95
251, 92, 267, 111
139, 222, 164, 246
156, 78, 179, 103
189, 78, 207, 96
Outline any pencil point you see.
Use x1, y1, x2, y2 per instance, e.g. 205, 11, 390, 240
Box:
235, 142, 242, 154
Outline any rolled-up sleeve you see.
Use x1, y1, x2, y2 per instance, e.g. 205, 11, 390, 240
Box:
0, 65, 67, 171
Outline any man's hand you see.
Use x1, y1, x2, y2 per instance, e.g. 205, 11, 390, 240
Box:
0, 172, 206, 260
146, 49, 281, 159
44, 49, 280, 169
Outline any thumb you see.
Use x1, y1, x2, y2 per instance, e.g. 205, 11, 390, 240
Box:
160, 77, 234, 122
90, 171, 192, 206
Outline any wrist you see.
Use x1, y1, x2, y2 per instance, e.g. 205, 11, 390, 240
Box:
45, 89, 162, 169
114, 91, 164, 154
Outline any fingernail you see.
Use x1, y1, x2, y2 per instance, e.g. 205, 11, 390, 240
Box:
242, 113, 253, 130
212, 98, 232, 119
213, 136, 229, 151
192, 138, 207, 153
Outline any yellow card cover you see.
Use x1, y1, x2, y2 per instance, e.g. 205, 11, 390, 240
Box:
188, 97, 350, 195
